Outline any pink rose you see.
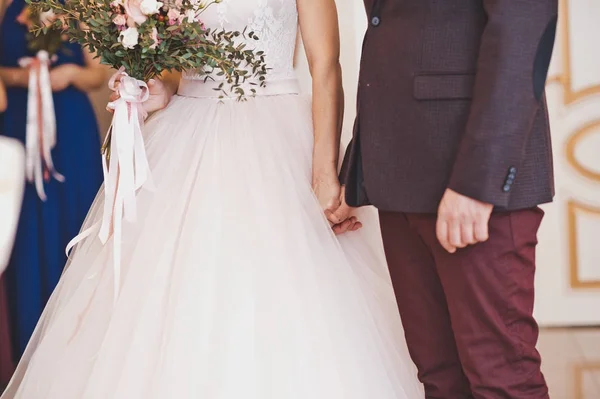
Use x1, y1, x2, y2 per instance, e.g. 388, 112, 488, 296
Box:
167, 8, 180, 25
149, 27, 160, 49
123, 0, 147, 25
113, 14, 127, 26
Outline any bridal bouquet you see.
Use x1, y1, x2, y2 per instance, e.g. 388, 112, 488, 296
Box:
17, 5, 67, 200
28, 0, 267, 297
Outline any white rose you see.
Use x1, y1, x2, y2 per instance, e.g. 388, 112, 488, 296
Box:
139, 0, 163, 15
39, 10, 56, 27
120, 27, 139, 49
184, 9, 197, 23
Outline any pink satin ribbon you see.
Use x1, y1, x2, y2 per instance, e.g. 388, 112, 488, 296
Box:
18, 50, 64, 201
66, 68, 154, 304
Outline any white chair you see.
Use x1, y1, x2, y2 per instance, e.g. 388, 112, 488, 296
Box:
0, 137, 25, 276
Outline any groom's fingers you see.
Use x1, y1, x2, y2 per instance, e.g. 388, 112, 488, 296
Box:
436, 219, 457, 253
332, 218, 353, 235
332, 217, 362, 235
474, 219, 490, 243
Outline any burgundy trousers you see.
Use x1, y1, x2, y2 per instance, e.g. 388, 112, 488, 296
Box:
379, 208, 549, 399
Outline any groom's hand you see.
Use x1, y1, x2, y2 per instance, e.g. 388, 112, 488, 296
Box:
436, 189, 493, 253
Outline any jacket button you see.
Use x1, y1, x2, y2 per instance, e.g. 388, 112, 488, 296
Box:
371, 16, 381, 27
509, 166, 517, 174
503, 184, 511, 193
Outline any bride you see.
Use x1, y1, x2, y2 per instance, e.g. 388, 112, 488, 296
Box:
2, 0, 424, 397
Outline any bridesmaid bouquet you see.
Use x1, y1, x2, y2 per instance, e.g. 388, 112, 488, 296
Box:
17, 5, 67, 200
27, 0, 267, 294
17, 5, 65, 55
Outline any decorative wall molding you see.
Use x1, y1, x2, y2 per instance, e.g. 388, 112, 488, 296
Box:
566, 120, 600, 183
568, 200, 600, 289
573, 362, 600, 398
549, 0, 600, 104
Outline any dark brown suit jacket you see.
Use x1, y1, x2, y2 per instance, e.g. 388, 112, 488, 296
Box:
341, 0, 558, 213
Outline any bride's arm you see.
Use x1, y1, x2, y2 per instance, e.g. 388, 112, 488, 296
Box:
298, 0, 348, 224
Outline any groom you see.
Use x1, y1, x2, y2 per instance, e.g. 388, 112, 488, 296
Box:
340, 0, 558, 398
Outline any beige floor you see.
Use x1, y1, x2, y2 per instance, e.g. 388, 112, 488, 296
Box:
539, 328, 600, 399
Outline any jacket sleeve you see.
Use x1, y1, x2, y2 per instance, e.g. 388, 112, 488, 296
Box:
447, 0, 558, 207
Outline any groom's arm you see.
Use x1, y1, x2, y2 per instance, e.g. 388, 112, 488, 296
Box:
447, 0, 558, 208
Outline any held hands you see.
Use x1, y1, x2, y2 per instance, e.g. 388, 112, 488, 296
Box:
312, 169, 362, 235
331, 186, 363, 235
436, 188, 493, 253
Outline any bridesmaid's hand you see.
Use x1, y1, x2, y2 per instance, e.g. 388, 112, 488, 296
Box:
50, 64, 81, 92
0, 78, 7, 112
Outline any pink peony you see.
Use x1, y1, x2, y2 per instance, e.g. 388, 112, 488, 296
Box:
16, 7, 33, 29
149, 27, 159, 49
123, 0, 147, 25
113, 14, 127, 26
167, 8, 180, 25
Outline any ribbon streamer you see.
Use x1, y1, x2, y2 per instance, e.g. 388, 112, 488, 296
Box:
66, 68, 153, 303
18, 50, 64, 201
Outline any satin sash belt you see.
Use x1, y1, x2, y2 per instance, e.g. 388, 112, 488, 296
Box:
177, 78, 301, 98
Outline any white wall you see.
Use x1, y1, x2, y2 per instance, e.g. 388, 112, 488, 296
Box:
534, 0, 600, 326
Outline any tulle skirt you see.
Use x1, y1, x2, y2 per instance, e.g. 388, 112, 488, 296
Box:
2, 85, 424, 398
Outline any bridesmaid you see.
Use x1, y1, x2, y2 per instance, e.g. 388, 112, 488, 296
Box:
0, 0, 105, 359
1, 0, 14, 387
0, 65, 14, 389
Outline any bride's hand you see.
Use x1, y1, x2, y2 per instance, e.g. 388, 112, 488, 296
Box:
107, 76, 172, 114
312, 168, 343, 223
331, 186, 362, 235
312, 170, 361, 234
140, 79, 172, 114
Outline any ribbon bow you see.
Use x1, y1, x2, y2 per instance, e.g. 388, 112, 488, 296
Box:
67, 68, 154, 304
18, 50, 64, 201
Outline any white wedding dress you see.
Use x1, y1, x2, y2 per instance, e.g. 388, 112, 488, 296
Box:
2, 0, 424, 398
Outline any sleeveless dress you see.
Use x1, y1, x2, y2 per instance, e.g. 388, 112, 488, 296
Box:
0, 0, 103, 359
2, 0, 424, 397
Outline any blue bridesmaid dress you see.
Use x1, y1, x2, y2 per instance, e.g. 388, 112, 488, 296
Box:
0, 0, 103, 358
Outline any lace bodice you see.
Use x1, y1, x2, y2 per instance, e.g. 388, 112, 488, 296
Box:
183, 0, 298, 82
